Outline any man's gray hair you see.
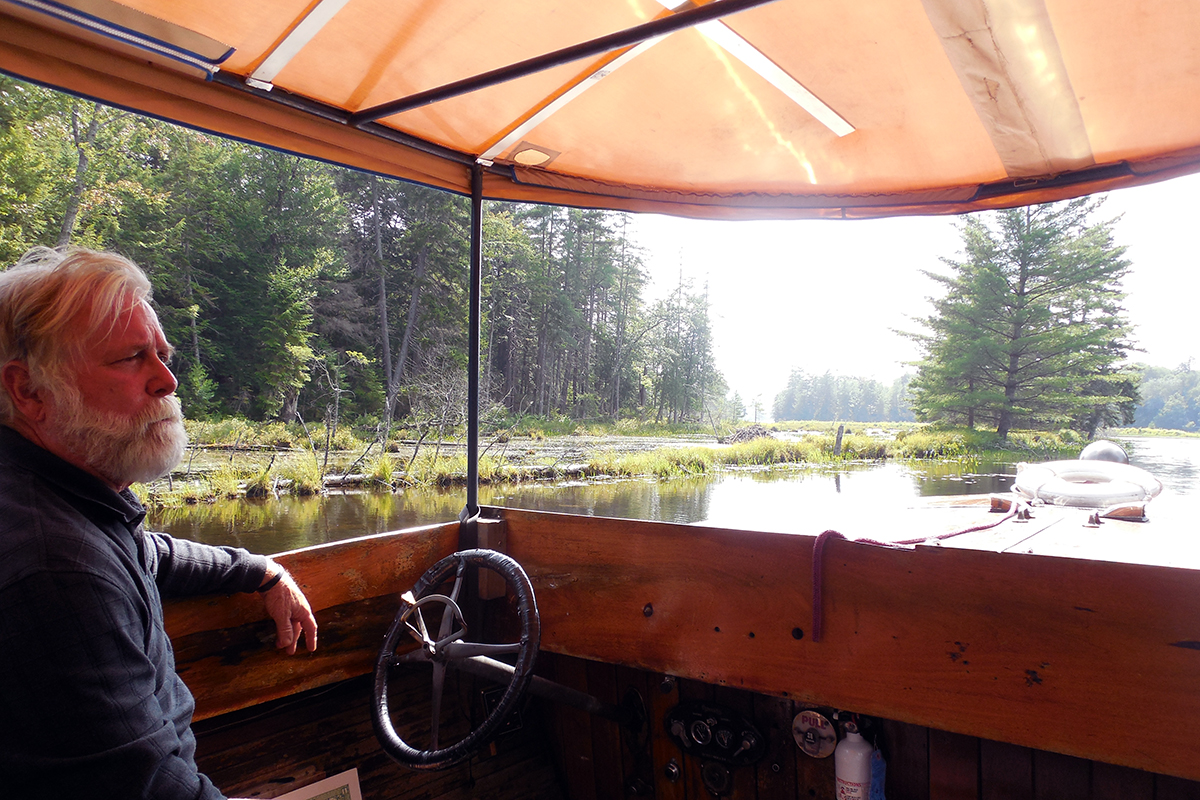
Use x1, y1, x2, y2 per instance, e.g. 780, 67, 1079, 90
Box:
0, 247, 153, 424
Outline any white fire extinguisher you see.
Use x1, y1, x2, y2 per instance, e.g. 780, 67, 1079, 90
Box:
835, 721, 873, 799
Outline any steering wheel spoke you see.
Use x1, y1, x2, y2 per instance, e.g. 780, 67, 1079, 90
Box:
393, 648, 433, 665
430, 661, 446, 750
441, 640, 523, 659
372, 549, 540, 771
402, 606, 433, 648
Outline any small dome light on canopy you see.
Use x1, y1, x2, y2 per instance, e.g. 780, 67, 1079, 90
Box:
511, 143, 558, 166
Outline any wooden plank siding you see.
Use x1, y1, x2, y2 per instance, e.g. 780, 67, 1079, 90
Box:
192, 649, 1196, 800
500, 508, 1200, 780
537, 653, 1188, 800
193, 672, 565, 800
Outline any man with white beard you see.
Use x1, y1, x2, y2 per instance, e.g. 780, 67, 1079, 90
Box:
0, 248, 318, 799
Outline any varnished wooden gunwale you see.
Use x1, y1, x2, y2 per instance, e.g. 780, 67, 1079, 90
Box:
168, 506, 1200, 781
499, 507, 1200, 781
166, 521, 461, 721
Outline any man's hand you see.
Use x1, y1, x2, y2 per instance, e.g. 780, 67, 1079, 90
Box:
257, 563, 318, 655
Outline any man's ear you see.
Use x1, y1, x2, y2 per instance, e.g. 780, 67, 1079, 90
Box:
1, 361, 47, 423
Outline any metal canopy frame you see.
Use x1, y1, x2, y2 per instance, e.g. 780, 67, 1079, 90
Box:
347, 0, 780, 125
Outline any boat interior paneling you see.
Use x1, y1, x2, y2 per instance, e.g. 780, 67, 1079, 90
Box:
193, 672, 565, 800
192, 651, 1200, 800
501, 507, 1200, 779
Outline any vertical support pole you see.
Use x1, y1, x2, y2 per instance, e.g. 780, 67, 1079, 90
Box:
457, 165, 485, 621
465, 163, 483, 524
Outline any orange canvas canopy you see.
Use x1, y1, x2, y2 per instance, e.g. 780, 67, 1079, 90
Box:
1, 0, 1198, 219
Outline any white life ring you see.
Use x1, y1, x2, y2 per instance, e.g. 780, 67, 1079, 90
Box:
1013, 460, 1163, 508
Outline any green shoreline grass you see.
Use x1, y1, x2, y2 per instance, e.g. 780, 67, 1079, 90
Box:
134, 418, 1106, 508
1103, 426, 1200, 439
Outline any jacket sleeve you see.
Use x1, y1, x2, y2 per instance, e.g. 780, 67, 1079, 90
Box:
0, 567, 226, 800
147, 531, 271, 598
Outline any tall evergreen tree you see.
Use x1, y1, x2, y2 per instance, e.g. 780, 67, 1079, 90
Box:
909, 200, 1136, 439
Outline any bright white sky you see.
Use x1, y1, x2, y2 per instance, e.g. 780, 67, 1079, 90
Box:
630, 171, 1200, 415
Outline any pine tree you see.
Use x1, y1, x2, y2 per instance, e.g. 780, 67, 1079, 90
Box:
910, 199, 1135, 439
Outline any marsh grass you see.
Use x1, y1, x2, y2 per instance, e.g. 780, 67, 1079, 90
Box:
137, 415, 1090, 508
207, 465, 248, 499
404, 453, 509, 486
244, 459, 275, 498
577, 426, 1083, 480
767, 420, 924, 435
1104, 426, 1200, 438
718, 438, 829, 465
583, 435, 884, 477
132, 480, 204, 508
281, 455, 324, 495
366, 453, 396, 486
184, 418, 369, 452
588, 447, 717, 478
890, 427, 1083, 460
491, 413, 720, 440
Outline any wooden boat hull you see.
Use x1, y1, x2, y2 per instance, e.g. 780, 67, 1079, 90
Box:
169, 505, 1200, 798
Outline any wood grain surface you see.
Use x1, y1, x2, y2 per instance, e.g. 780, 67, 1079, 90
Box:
501, 508, 1200, 780
167, 522, 460, 720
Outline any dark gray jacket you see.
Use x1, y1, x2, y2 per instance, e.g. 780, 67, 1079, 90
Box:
0, 426, 269, 799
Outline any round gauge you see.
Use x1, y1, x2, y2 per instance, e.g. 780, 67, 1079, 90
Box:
714, 728, 733, 749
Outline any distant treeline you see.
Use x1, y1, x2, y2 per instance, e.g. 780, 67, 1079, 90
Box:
1134, 363, 1200, 431
773, 364, 1199, 431
771, 370, 916, 423
0, 78, 741, 431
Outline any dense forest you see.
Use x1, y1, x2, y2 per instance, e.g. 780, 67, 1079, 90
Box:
0, 77, 742, 432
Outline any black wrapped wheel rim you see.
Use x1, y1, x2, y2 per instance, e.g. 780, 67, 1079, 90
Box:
371, 549, 540, 770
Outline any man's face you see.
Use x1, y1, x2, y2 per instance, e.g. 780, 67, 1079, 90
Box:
44, 299, 187, 491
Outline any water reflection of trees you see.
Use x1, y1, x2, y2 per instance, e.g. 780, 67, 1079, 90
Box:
482, 477, 714, 524
148, 489, 467, 555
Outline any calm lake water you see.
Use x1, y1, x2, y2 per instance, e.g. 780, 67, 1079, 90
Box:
148, 435, 1200, 555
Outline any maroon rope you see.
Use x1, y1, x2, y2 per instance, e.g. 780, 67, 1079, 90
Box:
810, 504, 1023, 643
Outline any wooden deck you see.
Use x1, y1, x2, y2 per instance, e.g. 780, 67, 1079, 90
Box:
691, 491, 1200, 569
